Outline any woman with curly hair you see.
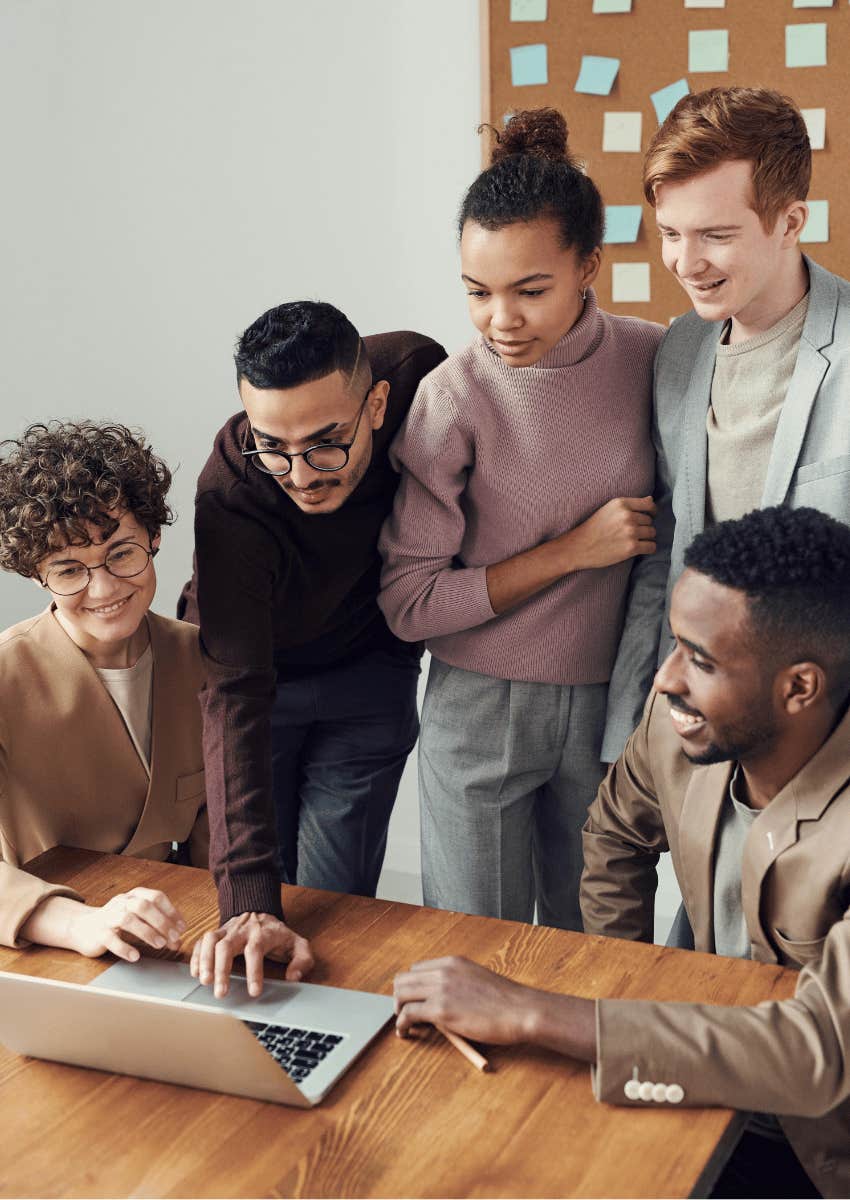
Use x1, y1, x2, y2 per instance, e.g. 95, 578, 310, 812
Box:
379, 109, 664, 930
0, 420, 207, 957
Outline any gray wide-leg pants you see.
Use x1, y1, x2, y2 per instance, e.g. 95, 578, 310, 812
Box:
419, 658, 608, 931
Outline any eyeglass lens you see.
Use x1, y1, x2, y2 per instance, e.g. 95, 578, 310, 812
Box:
45, 543, 151, 595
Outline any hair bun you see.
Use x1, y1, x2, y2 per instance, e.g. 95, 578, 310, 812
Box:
490, 108, 574, 166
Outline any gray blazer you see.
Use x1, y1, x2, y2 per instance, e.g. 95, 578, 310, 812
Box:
602, 256, 850, 760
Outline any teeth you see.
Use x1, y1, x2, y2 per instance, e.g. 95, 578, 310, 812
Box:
88, 596, 131, 615
670, 707, 703, 728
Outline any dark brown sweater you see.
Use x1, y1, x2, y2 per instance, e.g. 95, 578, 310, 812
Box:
179, 332, 446, 921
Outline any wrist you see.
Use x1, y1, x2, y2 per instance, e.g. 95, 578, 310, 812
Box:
554, 527, 583, 575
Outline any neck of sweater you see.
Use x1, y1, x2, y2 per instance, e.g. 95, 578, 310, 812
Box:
481, 288, 604, 371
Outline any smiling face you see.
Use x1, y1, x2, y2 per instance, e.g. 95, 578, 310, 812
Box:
240, 369, 388, 515
38, 510, 158, 668
655, 160, 808, 340
653, 568, 780, 767
460, 217, 601, 367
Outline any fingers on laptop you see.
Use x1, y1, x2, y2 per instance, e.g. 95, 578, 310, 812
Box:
98, 887, 187, 961
189, 913, 315, 999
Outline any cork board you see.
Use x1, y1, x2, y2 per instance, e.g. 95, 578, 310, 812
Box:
481, 0, 849, 324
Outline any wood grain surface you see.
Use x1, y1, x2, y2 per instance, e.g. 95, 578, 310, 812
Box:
0, 848, 797, 1199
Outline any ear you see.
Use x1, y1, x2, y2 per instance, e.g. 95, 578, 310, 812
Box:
778, 662, 825, 715
579, 248, 602, 290
781, 200, 809, 247
151, 531, 162, 553
368, 380, 390, 431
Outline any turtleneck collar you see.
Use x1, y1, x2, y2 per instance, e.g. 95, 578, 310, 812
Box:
480, 287, 605, 372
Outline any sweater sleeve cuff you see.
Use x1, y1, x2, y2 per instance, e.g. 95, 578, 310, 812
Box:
218, 870, 284, 924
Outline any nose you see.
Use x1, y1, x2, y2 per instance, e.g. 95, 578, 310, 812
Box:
490, 297, 522, 333
84, 563, 122, 600
674, 237, 708, 280
287, 455, 324, 490
653, 644, 685, 698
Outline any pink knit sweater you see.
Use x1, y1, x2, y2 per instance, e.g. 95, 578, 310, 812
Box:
377, 292, 663, 685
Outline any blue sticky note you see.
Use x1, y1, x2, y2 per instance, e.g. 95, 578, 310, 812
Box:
651, 78, 690, 124
510, 43, 548, 87
786, 23, 827, 68
604, 205, 643, 244
800, 199, 829, 243
575, 55, 620, 96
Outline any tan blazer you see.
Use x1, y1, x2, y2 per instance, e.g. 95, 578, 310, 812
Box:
582, 690, 850, 1198
0, 608, 208, 947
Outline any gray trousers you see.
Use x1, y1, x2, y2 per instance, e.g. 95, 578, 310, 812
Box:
419, 658, 608, 931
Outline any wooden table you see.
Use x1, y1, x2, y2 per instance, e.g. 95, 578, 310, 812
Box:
0, 848, 797, 1199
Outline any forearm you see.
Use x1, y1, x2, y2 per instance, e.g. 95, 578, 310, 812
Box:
524, 989, 598, 1062
18, 895, 86, 952
485, 528, 583, 615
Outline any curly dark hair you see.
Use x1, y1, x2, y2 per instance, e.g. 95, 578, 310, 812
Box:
235, 300, 367, 391
685, 505, 850, 702
0, 421, 174, 579
459, 108, 604, 259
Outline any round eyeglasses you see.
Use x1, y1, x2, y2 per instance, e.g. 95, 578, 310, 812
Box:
39, 541, 157, 597
241, 391, 370, 478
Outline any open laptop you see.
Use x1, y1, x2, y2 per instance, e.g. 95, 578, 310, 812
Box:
0, 959, 393, 1107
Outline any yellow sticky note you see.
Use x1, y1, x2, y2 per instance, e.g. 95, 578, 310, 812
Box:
612, 263, 651, 302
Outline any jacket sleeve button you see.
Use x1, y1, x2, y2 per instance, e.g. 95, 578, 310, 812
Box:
638, 1081, 655, 1101
652, 1083, 668, 1103
665, 1084, 684, 1104
624, 1079, 641, 1100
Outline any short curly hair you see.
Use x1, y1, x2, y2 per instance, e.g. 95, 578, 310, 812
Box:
0, 421, 174, 579
685, 506, 850, 702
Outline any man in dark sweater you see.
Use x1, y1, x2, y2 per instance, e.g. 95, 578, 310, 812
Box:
179, 302, 446, 995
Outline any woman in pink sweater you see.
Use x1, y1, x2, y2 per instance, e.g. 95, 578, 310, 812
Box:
378, 109, 664, 929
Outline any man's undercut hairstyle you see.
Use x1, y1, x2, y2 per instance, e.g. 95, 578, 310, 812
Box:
0, 421, 173, 579
235, 301, 369, 393
643, 87, 811, 232
685, 506, 850, 705
459, 107, 604, 259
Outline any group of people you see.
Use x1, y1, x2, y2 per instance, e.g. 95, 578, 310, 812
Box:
1, 85, 848, 1198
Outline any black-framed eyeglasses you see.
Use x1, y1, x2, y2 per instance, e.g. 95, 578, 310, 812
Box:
39, 541, 158, 597
240, 390, 371, 478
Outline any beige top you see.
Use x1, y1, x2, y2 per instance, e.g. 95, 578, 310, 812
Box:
0, 609, 208, 947
96, 644, 154, 773
706, 292, 810, 524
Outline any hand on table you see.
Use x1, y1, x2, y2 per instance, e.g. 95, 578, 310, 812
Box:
393, 955, 535, 1044
69, 887, 186, 959
189, 911, 314, 998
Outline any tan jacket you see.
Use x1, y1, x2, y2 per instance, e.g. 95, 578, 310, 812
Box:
0, 608, 208, 947
582, 690, 850, 1198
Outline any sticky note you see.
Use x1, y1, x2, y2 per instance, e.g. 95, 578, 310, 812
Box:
801, 107, 826, 149
786, 23, 827, 67
801, 200, 829, 243
685, 0, 724, 7
793, 0, 833, 7
510, 44, 548, 86
575, 56, 620, 96
651, 79, 690, 124
689, 29, 729, 72
603, 111, 643, 152
593, 0, 632, 11
510, 0, 547, 20
605, 206, 643, 244
612, 263, 651, 303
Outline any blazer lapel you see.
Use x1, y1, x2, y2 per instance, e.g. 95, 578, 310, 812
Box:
676, 760, 731, 951
760, 260, 837, 506
678, 330, 720, 548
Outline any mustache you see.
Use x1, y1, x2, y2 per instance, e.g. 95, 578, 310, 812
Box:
665, 695, 704, 720
284, 478, 342, 492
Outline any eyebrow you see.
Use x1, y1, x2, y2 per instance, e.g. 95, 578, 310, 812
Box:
47, 536, 137, 566
656, 223, 743, 234
461, 272, 555, 288
252, 422, 340, 447
679, 636, 718, 663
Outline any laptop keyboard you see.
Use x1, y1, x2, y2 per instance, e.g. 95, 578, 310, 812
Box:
244, 1021, 344, 1085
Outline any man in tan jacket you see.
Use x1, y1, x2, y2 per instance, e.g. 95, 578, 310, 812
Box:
394, 505, 850, 1198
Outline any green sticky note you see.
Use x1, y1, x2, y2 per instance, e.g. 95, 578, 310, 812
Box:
651, 79, 690, 124
510, 0, 547, 20
689, 29, 729, 72
801, 200, 829, 243
510, 43, 548, 86
605, 206, 643, 244
786, 23, 827, 67
575, 56, 620, 95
